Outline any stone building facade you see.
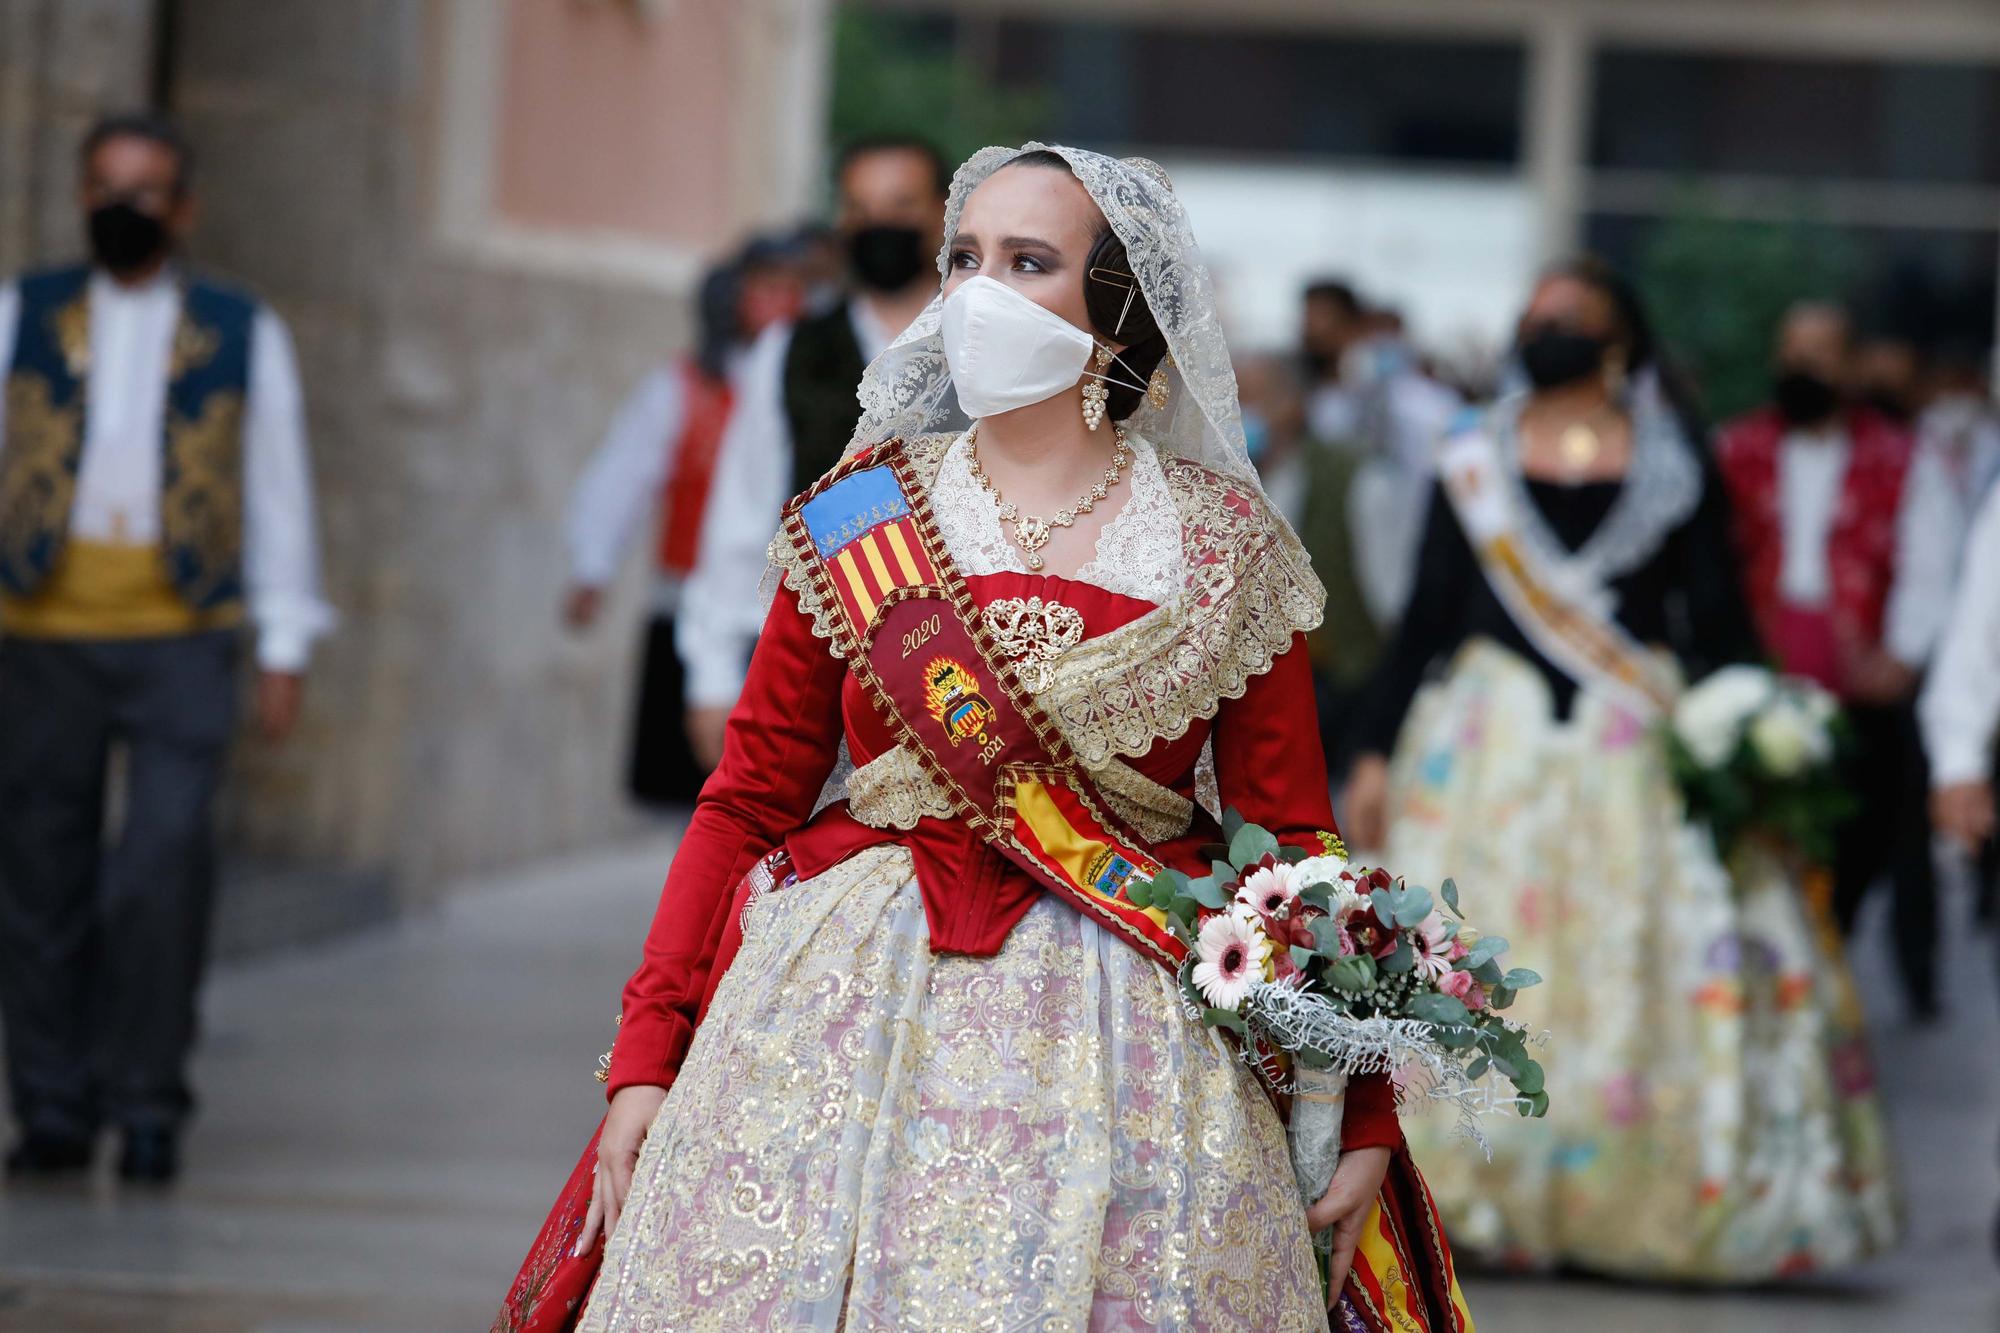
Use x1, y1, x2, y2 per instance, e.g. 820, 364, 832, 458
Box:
0, 0, 831, 938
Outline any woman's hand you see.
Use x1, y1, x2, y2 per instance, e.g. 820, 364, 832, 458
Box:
1339, 753, 1390, 852
575, 1084, 668, 1255
1305, 1144, 1392, 1305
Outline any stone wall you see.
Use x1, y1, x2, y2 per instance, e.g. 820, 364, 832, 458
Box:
0, 0, 158, 271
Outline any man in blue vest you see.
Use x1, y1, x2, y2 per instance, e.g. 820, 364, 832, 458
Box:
0, 112, 331, 1182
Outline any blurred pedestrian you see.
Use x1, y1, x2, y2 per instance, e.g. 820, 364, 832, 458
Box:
0, 111, 331, 1182
1342, 305, 1462, 627
674, 137, 950, 767
561, 237, 803, 802
1917, 341, 2000, 525
1343, 258, 1896, 1279
1299, 278, 1367, 442
1917, 479, 2000, 1263
1923, 483, 2000, 875
1237, 351, 1380, 783
1715, 303, 1958, 1020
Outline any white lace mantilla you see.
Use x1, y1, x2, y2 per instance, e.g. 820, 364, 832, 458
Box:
930, 430, 1183, 605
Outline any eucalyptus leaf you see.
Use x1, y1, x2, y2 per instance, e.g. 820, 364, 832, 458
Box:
1229, 822, 1280, 867
1187, 876, 1230, 910
1392, 885, 1433, 928
1289, 945, 1317, 974
1441, 877, 1461, 914
1473, 958, 1504, 986
1465, 1055, 1491, 1081
1502, 967, 1543, 990
1489, 984, 1517, 1010
1406, 992, 1472, 1028
1203, 1005, 1247, 1034
1523, 1089, 1550, 1118
1279, 844, 1310, 864
1125, 877, 1154, 910
1381, 938, 1415, 974
1210, 860, 1238, 887
1513, 1059, 1545, 1096
1221, 807, 1246, 842
1436, 1024, 1477, 1050
1465, 936, 1508, 969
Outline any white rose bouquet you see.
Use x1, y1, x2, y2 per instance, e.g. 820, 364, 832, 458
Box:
1666, 665, 1851, 863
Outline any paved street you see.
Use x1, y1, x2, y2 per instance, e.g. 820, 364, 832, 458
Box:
2, 825, 1996, 1331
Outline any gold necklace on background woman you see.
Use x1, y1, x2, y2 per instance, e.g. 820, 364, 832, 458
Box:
1524, 399, 1627, 479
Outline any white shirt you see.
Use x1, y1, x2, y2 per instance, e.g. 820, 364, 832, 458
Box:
676, 300, 896, 708
1776, 426, 1958, 668
1920, 484, 2000, 785
566, 365, 685, 591
1776, 428, 1850, 608
0, 270, 332, 670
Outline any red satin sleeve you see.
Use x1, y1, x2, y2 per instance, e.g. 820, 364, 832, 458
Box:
1211, 633, 1403, 1151
605, 582, 845, 1097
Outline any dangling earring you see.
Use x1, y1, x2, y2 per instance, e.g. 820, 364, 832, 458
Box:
1146, 352, 1174, 411
1082, 343, 1114, 431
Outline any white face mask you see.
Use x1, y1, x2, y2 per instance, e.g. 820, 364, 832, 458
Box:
941, 275, 1096, 419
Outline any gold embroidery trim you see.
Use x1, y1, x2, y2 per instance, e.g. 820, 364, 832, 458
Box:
846, 744, 956, 831
1090, 756, 1195, 843
160, 389, 246, 605
0, 375, 83, 581
774, 438, 1326, 770
1034, 456, 1326, 766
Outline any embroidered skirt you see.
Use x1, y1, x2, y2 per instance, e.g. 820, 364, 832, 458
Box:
1387, 640, 1899, 1281
577, 843, 1329, 1331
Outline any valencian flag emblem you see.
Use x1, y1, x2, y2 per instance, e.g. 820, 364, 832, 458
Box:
798, 466, 937, 634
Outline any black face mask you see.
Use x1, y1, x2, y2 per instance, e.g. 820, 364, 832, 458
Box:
87, 200, 171, 274
847, 224, 927, 293
1519, 329, 1607, 391
1774, 369, 1840, 426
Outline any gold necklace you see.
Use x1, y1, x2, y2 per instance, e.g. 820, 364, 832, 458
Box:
965, 422, 1131, 571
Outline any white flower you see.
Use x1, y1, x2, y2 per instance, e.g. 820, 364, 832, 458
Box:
1191, 910, 1271, 1010
1674, 665, 1775, 768
1293, 853, 1349, 888
1748, 692, 1830, 777
1412, 910, 1455, 981
1235, 863, 1303, 917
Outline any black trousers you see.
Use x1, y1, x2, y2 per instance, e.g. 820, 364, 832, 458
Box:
625, 613, 706, 805
0, 631, 237, 1136
1832, 701, 1939, 1013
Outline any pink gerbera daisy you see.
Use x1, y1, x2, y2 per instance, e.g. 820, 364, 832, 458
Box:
1192, 909, 1270, 1010
1235, 863, 1303, 919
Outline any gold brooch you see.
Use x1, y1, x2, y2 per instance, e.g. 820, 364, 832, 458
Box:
981, 596, 1084, 693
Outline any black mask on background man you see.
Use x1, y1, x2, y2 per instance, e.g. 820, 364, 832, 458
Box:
87, 200, 170, 274
847, 225, 926, 293
1519, 329, 1607, 391
1774, 370, 1840, 426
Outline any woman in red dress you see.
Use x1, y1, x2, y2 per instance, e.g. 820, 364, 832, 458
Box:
497, 144, 1470, 1333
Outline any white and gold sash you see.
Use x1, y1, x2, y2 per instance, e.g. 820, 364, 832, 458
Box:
1437, 425, 1680, 721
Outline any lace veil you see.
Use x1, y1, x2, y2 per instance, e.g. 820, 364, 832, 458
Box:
844, 142, 1256, 482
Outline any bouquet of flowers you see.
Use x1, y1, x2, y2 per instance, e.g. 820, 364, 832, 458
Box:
1126, 810, 1546, 1268
1666, 664, 1852, 865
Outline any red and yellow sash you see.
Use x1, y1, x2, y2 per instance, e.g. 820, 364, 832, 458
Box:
783, 438, 1185, 970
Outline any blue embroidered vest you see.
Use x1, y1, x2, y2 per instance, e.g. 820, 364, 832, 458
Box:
0, 263, 255, 610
